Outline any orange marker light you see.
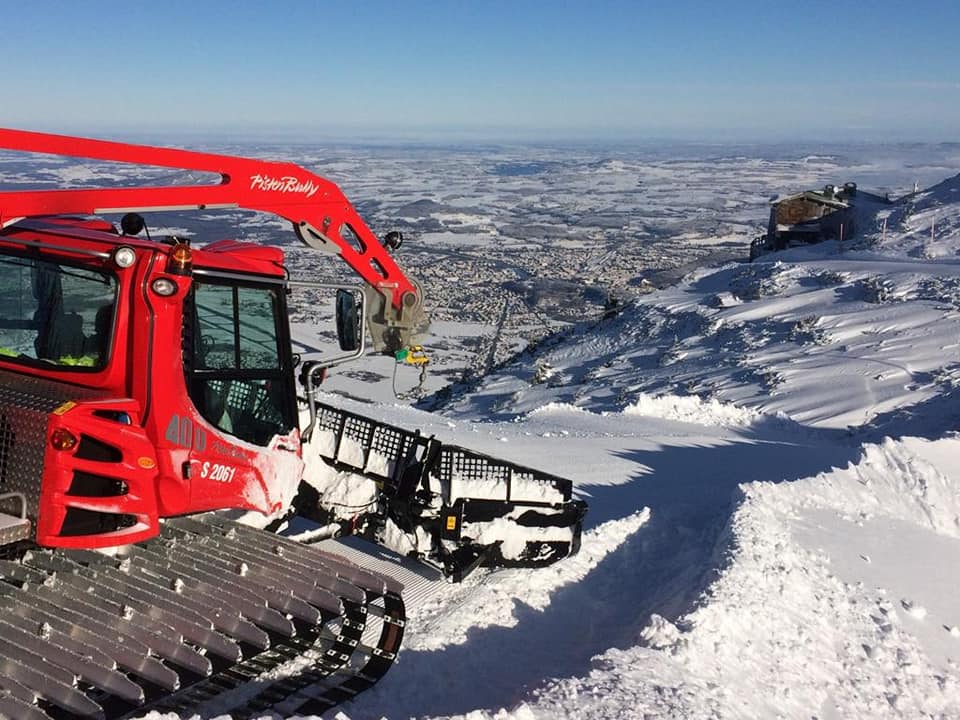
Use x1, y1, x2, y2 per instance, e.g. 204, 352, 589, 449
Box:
50, 428, 78, 451
166, 241, 193, 275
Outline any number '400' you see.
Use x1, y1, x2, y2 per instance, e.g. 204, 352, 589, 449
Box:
165, 414, 208, 451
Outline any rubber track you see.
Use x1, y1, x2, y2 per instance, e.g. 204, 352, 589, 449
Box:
0, 514, 406, 720
143, 591, 405, 719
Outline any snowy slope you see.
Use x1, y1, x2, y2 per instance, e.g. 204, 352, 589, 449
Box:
130, 170, 960, 720
443, 177, 960, 436
300, 176, 960, 720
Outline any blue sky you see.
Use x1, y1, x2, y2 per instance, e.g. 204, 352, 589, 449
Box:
1, 0, 958, 142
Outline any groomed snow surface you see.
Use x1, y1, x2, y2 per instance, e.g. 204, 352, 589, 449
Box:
162, 173, 960, 720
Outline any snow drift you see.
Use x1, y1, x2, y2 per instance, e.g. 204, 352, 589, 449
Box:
323, 172, 960, 720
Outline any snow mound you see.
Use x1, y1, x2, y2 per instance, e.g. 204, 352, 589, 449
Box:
504, 436, 960, 719
782, 435, 960, 538
526, 401, 589, 417
666, 436, 960, 719
638, 613, 682, 650
621, 392, 765, 427
406, 509, 651, 652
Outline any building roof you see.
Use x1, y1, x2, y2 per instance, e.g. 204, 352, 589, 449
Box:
771, 190, 850, 210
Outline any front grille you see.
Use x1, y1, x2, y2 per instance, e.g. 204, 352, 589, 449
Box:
0, 414, 14, 488
59, 507, 137, 536
75, 434, 123, 463
67, 471, 128, 498
0, 368, 104, 524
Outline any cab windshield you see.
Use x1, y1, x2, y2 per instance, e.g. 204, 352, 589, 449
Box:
0, 254, 116, 369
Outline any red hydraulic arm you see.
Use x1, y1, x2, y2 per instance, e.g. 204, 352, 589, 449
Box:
0, 128, 421, 325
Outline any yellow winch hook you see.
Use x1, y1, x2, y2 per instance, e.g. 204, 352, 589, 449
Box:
392, 346, 429, 399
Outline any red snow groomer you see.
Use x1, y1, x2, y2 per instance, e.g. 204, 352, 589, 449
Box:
0, 129, 585, 719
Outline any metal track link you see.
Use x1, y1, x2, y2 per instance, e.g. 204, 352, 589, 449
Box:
0, 513, 406, 720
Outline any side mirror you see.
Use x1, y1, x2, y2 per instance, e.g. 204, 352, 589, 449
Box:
335, 289, 363, 351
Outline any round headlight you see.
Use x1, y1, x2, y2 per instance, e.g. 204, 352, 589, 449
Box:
114, 246, 137, 268
151, 277, 178, 296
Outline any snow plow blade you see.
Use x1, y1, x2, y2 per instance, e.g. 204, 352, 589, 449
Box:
0, 514, 404, 720
303, 401, 587, 580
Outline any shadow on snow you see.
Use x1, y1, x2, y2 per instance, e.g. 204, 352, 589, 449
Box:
342, 421, 861, 719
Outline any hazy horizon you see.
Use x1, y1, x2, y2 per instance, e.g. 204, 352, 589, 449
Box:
2, 1, 958, 146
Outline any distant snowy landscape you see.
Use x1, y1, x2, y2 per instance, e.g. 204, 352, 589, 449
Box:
5, 139, 960, 719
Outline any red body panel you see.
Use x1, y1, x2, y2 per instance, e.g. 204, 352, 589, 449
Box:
39, 399, 160, 547
0, 221, 305, 547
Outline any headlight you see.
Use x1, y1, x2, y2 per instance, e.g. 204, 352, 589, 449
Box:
114, 246, 137, 268
151, 277, 178, 296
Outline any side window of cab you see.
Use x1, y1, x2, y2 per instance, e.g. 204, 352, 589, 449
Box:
184, 279, 294, 446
